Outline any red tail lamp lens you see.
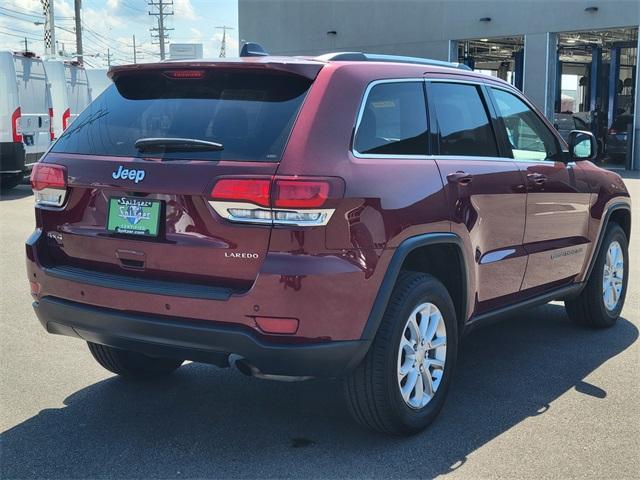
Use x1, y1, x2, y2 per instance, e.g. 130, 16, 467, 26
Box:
164, 70, 205, 79
255, 317, 299, 334
62, 108, 71, 130
12, 107, 22, 142
48, 107, 55, 140
210, 178, 271, 207
30, 163, 67, 191
273, 180, 329, 208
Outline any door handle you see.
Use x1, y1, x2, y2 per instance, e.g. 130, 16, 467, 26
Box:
447, 171, 473, 185
527, 172, 547, 186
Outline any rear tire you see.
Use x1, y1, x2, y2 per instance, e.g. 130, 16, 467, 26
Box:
565, 224, 628, 328
87, 342, 183, 380
343, 272, 458, 435
0, 174, 21, 191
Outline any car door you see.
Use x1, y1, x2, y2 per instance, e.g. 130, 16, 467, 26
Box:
487, 86, 592, 291
426, 80, 528, 313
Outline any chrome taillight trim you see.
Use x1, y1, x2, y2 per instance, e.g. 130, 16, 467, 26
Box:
34, 187, 67, 207
208, 200, 335, 227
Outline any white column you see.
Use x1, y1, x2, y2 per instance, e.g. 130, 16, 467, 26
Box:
523, 32, 558, 120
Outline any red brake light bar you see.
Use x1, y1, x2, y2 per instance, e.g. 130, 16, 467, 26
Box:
163, 70, 206, 79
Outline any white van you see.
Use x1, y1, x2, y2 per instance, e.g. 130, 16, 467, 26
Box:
0, 51, 52, 190
86, 68, 111, 101
43, 60, 91, 139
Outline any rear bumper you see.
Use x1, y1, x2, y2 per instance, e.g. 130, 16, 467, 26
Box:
0, 141, 26, 174
34, 296, 370, 377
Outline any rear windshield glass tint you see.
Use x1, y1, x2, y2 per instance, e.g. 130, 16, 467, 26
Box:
52, 70, 312, 161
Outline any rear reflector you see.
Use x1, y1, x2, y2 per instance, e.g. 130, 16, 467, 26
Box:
163, 70, 205, 79
255, 316, 299, 334
29, 281, 40, 297
30, 163, 68, 207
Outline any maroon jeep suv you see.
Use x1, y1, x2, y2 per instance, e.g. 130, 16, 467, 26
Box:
26, 47, 631, 435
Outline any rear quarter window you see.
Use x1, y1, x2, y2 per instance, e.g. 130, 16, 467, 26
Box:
353, 81, 428, 156
52, 70, 312, 162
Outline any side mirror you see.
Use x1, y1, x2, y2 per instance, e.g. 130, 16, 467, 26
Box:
568, 130, 597, 161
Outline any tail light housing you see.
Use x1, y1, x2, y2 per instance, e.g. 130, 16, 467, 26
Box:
48, 108, 55, 140
11, 107, 22, 143
62, 108, 71, 130
30, 163, 68, 207
209, 177, 339, 226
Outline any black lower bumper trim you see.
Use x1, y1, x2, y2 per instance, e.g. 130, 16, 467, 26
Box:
34, 296, 370, 377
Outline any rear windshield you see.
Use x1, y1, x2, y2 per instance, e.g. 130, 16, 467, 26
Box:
52, 70, 312, 161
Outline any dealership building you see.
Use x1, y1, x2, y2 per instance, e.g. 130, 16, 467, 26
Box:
239, 0, 640, 169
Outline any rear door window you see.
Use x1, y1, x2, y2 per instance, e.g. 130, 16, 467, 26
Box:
52, 70, 312, 161
353, 81, 428, 156
428, 82, 498, 157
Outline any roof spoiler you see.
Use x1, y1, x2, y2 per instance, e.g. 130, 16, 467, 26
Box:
315, 52, 471, 70
240, 42, 269, 57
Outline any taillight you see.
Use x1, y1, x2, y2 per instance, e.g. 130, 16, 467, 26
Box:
48, 108, 55, 140
163, 70, 205, 79
211, 178, 271, 207
609, 128, 617, 135
62, 108, 71, 130
11, 107, 22, 143
209, 177, 336, 226
273, 180, 329, 208
30, 163, 68, 207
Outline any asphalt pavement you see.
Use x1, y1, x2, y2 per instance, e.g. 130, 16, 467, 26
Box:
1, 173, 638, 479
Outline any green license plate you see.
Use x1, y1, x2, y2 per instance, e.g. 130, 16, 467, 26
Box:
107, 197, 161, 237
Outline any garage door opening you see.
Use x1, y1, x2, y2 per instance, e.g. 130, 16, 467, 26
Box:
556, 27, 637, 168
456, 36, 524, 89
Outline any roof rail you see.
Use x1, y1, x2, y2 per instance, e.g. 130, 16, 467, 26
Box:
315, 52, 471, 70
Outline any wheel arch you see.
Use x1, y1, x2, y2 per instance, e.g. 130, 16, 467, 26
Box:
361, 233, 469, 341
584, 202, 632, 282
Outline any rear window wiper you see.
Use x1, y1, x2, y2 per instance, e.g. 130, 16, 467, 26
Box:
134, 138, 224, 153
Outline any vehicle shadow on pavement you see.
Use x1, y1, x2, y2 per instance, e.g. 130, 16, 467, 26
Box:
1, 304, 637, 479
0, 184, 32, 201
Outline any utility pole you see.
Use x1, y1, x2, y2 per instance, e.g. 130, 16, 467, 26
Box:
216, 26, 234, 58
132, 34, 137, 63
148, 0, 174, 60
41, 0, 56, 56
24, 37, 28, 52
107, 48, 111, 67
74, 0, 83, 64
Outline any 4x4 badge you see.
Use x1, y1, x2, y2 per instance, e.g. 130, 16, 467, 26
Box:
112, 166, 146, 183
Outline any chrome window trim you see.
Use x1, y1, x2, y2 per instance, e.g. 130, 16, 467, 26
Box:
350, 75, 566, 163
352, 78, 429, 159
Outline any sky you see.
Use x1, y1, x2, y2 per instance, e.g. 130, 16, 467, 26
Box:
0, 0, 239, 68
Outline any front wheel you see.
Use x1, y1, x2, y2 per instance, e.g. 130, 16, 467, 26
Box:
88, 342, 184, 380
565, 223, 629, 327
343, 272, 458, 435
